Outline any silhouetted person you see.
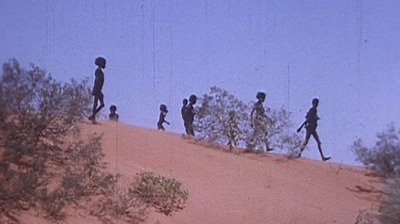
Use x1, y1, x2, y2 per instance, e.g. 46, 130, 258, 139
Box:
88, 57, 106, 123
181, 98, 188, 134
227, 110, 239, 150
157, 104, 170, 131
297, 98, 330, 161
248, 92, 273, 152
109, 105, 119, 121
185, 94, 197, 136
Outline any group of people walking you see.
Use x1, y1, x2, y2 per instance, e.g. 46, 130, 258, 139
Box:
88, 56, 330, 161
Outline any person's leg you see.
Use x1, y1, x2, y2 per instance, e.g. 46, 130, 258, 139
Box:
187, 122, 195, 136
311, 131, 330, 161
232, 131, 238, 147
263, 131, 273, 151
184, 121, 189, 134
299, 130, 312, 157
228, 130, 237, 148
246, 129, 258, 150
89, 95, 99, 120
94, 93, 105, 115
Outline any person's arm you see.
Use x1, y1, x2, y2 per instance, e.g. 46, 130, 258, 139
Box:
263, 108, 273, 124
163, 112, 170, 125
250, 106, 255, 127
297, 108, 314, 132
297, 120, 307, 132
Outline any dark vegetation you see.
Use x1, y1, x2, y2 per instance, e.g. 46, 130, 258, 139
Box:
353, 124, 400, 224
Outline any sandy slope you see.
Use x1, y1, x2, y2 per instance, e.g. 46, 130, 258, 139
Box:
17, 121, 381, 224
70, 121, 380, 224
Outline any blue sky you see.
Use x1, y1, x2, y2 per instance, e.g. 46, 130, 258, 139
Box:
1, 0, 400, 165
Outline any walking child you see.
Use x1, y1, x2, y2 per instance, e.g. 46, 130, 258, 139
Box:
185, 94, 197, 136
181, 98, 188, 134
109, 105, 119, 121
157, 104, 170, 130
297, 98, 331, 161
88, 57, 106, 123
248, 92, 273, 152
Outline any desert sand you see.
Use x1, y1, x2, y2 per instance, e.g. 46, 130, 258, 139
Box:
21, 121, 381, 224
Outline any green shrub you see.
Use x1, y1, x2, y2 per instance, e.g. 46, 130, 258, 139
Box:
379, 177, 400, 224
352, 124, 400, 224
131, 171, 189, 216
352, 124, 400, 177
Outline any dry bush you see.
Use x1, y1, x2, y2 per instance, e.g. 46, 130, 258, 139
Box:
378, 177, 400, 224
352, 124, 400, 177
355, 209, 381, 224
90, 188, 148, 224
131, 171, 189, 216
352, 124, 400, 224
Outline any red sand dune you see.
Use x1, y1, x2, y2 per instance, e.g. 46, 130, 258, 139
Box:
22, 121, 382, 224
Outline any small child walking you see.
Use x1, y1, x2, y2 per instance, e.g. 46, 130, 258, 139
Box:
157, 104, 170, 131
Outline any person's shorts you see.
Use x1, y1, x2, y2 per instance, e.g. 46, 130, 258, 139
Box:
92, 91, 104, 100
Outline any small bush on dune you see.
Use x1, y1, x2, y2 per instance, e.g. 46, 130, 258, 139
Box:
194, 86, 251, 148
131, 171, 189, 216
352, 124, 400, 177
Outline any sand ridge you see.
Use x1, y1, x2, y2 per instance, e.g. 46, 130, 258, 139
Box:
75, 121, 380, 224
17, 121, 380, 224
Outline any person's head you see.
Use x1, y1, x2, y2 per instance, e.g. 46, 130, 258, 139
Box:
256, 92, 266, 102
189, 94, 197, 105
160, 104, 168, 112
95, 57, 106, 69
109, 105, 117, 113
182, 98, 188, 106
312, 98, 319, 107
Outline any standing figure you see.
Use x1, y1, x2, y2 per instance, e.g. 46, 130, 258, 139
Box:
248, 92, 273, 152
227, 110, 239, 150
157, 104, 170, 130
297, 98, 330, 161
185, 94, 197, 136
181, 98, 188, 134
109, 105, 119, 121
88, 57, 106, 123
